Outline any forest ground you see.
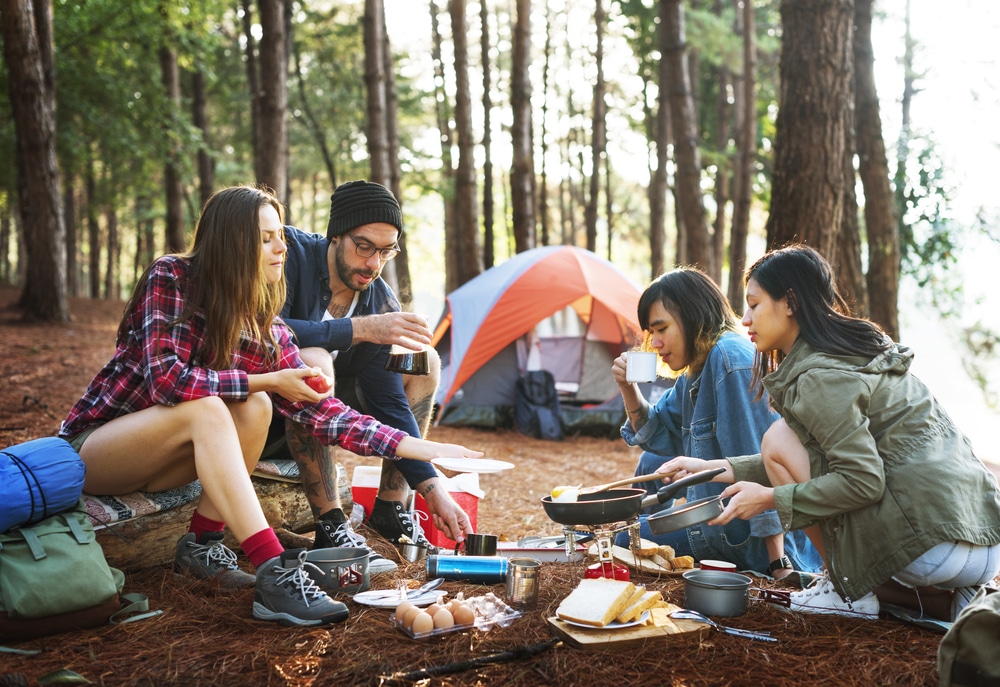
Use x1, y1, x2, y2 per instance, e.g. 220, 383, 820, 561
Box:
0, 284, 991, 687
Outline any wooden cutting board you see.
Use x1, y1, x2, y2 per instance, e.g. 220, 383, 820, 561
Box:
547, 609, 711, 650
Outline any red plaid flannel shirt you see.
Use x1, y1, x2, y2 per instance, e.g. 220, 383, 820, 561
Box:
60, 256, 405, 457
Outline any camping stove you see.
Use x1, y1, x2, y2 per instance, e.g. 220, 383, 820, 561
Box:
561, 518, 641, 580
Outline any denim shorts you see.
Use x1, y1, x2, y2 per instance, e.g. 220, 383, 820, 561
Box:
66, 427, 98, 453
895, 540, 1000, 589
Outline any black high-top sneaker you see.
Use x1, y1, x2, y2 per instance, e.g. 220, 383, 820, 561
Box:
365, 497, 437, 553
313, 512, 397, 574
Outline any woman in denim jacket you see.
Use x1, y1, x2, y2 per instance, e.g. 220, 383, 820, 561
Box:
613, 268, 821, 578
657, 245, 1000, 622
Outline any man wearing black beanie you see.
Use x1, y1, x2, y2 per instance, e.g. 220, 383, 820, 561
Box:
265, 180, 474, 570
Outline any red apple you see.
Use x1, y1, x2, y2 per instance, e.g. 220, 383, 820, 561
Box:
305, 374, 332, 394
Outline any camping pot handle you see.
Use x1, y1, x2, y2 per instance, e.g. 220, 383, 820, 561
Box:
751, 587, 792, 608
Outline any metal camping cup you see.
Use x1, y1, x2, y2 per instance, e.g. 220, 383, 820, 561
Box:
625, 351, 658, 383
304, 547, 371, 595
384, 345, 430, 375
456, 533, 498, 556
505, 557, 541, 609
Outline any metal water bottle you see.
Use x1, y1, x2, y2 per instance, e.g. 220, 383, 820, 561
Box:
426, 555, 508, 583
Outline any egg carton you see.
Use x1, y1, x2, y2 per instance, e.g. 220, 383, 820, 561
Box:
391, 592, 522, 639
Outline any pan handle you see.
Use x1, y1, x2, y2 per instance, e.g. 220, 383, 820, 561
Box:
641, 466, 727, 508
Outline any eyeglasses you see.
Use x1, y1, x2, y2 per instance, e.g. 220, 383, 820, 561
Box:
345, 233, 400, 261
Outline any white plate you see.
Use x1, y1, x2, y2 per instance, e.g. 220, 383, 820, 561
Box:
432, 457, 515, 474
559, 610, 651, 630
352, 590, 442, 609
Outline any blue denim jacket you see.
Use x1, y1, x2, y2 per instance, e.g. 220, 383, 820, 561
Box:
279, 225, 435, 487
619, 332, 821, 574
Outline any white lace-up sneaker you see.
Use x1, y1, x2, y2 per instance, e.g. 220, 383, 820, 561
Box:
787, 572, 880, 619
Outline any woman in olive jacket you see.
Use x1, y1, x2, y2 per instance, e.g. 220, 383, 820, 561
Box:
656, 244, 1000, 622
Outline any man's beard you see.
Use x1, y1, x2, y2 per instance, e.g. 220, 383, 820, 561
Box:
335, 246, 379, 292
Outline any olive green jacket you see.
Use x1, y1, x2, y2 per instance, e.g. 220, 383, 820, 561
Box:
729, 338, 1000, 601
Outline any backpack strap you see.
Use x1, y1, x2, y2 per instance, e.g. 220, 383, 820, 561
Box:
17, 527, 48, 561
109, 592, 163, 625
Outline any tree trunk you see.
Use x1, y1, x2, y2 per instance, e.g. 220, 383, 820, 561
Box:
291, 39, 336, 184
481, 0, 495, 265
854, 0, 899, 340
584, 0, 607, 254
511, 0, 535, 253
662, 0, 710, 272
256, 0, 288, 204
765, 0, 853, 258
448, 0, 482, 287
381, 9, 409, 308
1, 0, 69, 321
63, 175, 77, 297
838, 121, 867, 316
430, 0, 458, 293
104, 204, 119, 300
158, 39, 185, 253
191, 67, 215, 211
362, 0, 399, 294
241, 0, 261, 167
85, 159, 100, 298
649, 14, 673, 279
727, 0, 755, 309
538, 5, 553, 248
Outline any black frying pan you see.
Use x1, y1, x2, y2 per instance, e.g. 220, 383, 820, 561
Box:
540, 468, 726, 527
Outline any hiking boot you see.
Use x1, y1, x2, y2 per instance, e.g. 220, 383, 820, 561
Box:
252, 549, 350, 627
314, 518, 397, 575
786, 571, 879, 619
366, 497, 437, 553
174, 532, 256, 589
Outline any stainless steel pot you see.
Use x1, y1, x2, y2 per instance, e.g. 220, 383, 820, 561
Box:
682, 569, 752, 617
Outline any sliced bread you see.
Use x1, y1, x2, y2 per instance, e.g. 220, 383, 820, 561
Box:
556, 578, 637, 627
615, 589, 662, 624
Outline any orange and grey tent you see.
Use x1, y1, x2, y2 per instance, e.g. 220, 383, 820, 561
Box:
431, 246, 644, 426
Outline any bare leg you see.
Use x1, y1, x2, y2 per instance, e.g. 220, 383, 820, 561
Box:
761, 419, 827, 562
285, 417, 342, 518
380, 347, 441, 503
79, 393, 273, 543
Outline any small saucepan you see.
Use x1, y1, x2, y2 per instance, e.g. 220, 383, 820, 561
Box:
648, 494, 725, 535
682, 569, 793, 617
541, 468, 725, 527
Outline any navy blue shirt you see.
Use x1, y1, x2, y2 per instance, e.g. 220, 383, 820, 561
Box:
280, 225, 435, 487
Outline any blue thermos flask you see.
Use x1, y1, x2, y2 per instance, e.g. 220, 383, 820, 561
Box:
426, 555, 508, 583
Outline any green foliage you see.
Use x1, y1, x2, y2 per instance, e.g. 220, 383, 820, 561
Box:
895, 135, 963, 317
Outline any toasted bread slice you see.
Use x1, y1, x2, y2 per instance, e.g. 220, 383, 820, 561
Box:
669, 555, 695, 570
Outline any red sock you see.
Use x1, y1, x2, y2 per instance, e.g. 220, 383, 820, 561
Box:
188, 509, 226, 541
242, 528, 284, 569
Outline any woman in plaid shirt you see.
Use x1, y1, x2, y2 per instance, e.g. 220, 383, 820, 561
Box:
60, 185, 482, 627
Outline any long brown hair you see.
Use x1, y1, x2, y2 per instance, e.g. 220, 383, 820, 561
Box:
745, 244, 891, 393
119, 185, 286, 369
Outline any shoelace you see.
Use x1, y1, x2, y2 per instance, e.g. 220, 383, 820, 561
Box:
330, 523, 375, 554
192, 540, 239, 571
273, 551, 327, 606
399, 510, 431, 547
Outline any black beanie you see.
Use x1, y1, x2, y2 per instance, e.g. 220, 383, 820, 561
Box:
325, 180, 403, 241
